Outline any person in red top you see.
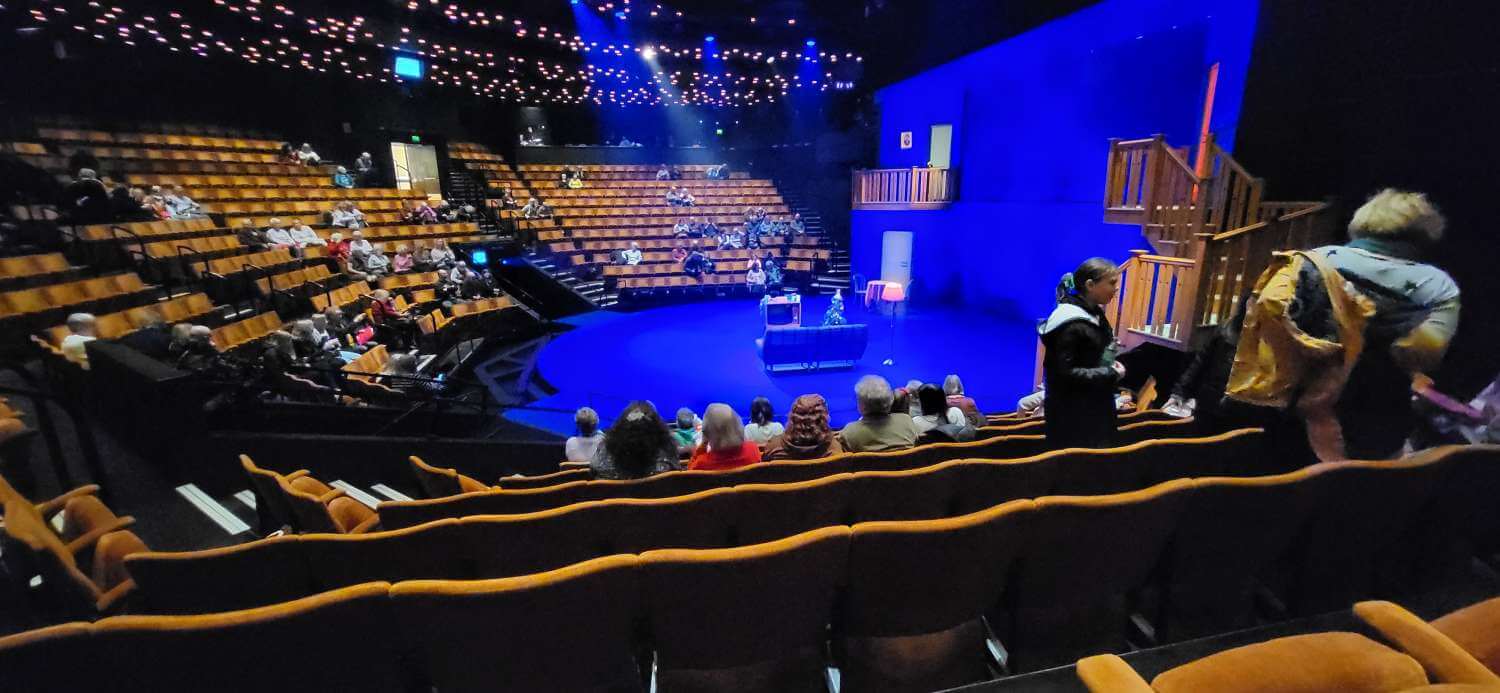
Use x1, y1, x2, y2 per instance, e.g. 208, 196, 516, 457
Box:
688, 403, 761, 472
327, 232, 351, 264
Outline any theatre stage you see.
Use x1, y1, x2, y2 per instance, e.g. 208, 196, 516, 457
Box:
504, 295, 1036, 436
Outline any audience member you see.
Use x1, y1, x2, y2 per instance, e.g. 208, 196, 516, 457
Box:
380, 353, 442, 396
688, 403, 761, 471
263, 218, 295, 249
761, 252, 782, 286
673, 219, 693, 238
60, 313, 98, 368
326, 232, 351, 263
521, 197, 550, 219
822, 291, 848, 326
891, 387, 914, 419
671, 408, 700, 453
163, 185, 206, 220
943, 374, 984, 427
236, 219, 268, 251
1040, 257, 1123, 448
590, 401, 682, 480
348, 229, 374, 258
683, 243, 714, 277
354, 152, 376, 186
566, 407, 605, 463
903, 379, 924, 417
176, 325, 219, 371
166, 323, 194, 362
840, 375, 918, 452
331, 166, 355, 189
761, 394, 844, 461
428, 239, 456, 269
743, 396, 784, 445
62, 168, 112, 224
745, 257, 766, 289
655, 164, 673, 181
279, 142, 298, 164
621, 242, 643, 266
287, 218, 324, 248
706, 162, 730, 180
672, 244, 688, 263
330, 201, 366, 229
296, 143, 321, 166
1166, 294, 1250, 426
497, 187, 518, 209
1017, 388, 1045, 418
366, 289, 410, 347
912, 383, 968, 436
142, 189, 171, 220
405, 201, 439, 225
789, 212, 806, 234
360, 243, 392, 276
392, 245, 415, 273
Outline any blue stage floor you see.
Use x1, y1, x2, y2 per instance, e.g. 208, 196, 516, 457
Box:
505, 295, 1037, 436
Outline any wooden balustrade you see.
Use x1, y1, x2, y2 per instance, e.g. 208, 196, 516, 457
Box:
1195, 202, 1339, 328
1105, 250, 1202, 348
1202, 138, 1264, 235
850, 167, 957, 210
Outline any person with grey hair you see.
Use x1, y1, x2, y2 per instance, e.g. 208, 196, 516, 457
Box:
943, 374, 984, 427
60, 313, 98, 368
64, 168, 111, 223
1310, 188, 1461, 458
354, 152, 376, 186
565, 407, 605, 463
839, 375, 918, 452
903, 378, 924, 417
688, 403, 761, 471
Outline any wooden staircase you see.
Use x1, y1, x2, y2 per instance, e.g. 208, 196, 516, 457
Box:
1100, 134, 1340, 351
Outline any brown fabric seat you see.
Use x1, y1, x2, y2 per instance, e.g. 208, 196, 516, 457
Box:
94, 582, 413, 693
279, 474, 377, 534
390, 555, 644, 692
0, 623, 97, 693
997, 479, 1195, 672
1354, 600, 1500, 685
301, 517, 477, 590
847, 463, 963, 523
1400, 445, 1500, 590
498, 467, 592, 489
2, 499, 140, 615
841, 498, 1035, 693
124, 534, 316, 614
731, 474, 853, 545
1433, 598, 1500, 677
239, 455, 302, 532
1077, 632, 1431, 693
642, 526, 849, 692
408, 455, 490, 498
951, 456, 1054, 515
1153, 468, 1323, 641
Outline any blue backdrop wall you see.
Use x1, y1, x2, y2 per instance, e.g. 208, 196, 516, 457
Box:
851, 0, 1259, 321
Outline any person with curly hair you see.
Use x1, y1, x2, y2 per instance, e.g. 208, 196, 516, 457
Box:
761, 394, 844, 461
590, 401, 683, 480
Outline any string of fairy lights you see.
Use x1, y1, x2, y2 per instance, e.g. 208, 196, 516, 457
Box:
13, 0, 860, 107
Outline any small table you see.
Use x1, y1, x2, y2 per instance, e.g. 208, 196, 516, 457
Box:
764, 294, 802, 328
865, 280, 896, 308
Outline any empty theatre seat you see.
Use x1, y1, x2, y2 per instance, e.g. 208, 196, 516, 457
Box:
390, 555, 644, 692
497, 467, 592, 489
301, 518, 477, 590
730, 474, 853, 545
1076, 632, 1438, 693
1355, 600, 1500, 684
642, 526, 849, 693
279, 474, 377, 534
846, 462, 964, 523
124, 535, 315, 615
408, 456, 491, 498
842, 499, 1035, 692
2, 499, 143, 615
996, 479, 1196, 672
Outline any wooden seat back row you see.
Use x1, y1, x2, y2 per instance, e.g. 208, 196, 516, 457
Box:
37, 294, 217, 349
77, 217, 218, 242
0, 274, 152, 319
0, 253, 75, 280
310, 280, 371, 313
37, 128, 281, 152
210, 312, 282, 352
27, 444, 1486, 693
256, 265, 336, 296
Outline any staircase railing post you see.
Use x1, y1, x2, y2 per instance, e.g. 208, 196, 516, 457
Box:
1105, 138, 1122, 210
1142, 134, 1166, 215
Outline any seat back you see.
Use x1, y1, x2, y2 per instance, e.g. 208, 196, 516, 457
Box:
277, 475, 344, 534
408, 456, 464, 498
841, 499, 1036, 692
0, 623, 97, 693
93, 583, 411, 693
731, 474, 854, 545
3, 500, 102, 611
390, 555, 643, 692
497, 467, 592, 489
123, 535, 315, 614
641, 526, 849, 692
1002, 479, 1196, 672
847, 463, 964, 523
239, 455, 298, 532
300, 518, 476, 591
376, 481, 595, 529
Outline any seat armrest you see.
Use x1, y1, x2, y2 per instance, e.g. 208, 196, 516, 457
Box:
36, 485, 101, 516
1354, 601, 1500, 685
95, 579, 137, 613
64, 516, 136, 555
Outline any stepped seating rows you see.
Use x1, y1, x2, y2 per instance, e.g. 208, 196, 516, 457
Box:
210, 312, 284, 352
448, 296, 515, 318
201, 249, 300, 280
0, 253, 83, 288
604, 259, 816, 278
541, 203, 791, 220
256, 265, 336, 297
34, 294, 218, 354
53, 144, 283, 165
223, 211, 406, 230
125, 169, 330, 185
447, 142, 504, 162
543, 181, 776, 198
379, 419, 1208, 526
0, 273, 154, 322
377, 271, 441, 293
241, 458, 377, 536
545, 194, 784, 210
36, 128, 281, 152
188, 187, 420, 203
311, 280, 371, 313
15, 444, 1484, 692
77, 217, 217, 242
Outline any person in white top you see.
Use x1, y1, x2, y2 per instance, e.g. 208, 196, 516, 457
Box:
286, 218, 325, 247
60, 313, 98, 368
330, 201, 366, 229
296, 143, 321, 166
911, 384, 967, 434
621, 242, 643, 265
565, 407, 606, 462
743, 396, 784, 445
428, 239, 456, 268
347, 229, 374, 258
264, 218, 295, 248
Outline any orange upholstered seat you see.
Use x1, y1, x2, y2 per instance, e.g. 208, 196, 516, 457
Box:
1357, 599, 1500, 683
124, 534, 316, 614
408, 455, 491, 497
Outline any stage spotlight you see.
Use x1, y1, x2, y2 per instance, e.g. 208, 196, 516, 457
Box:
570, 0, 580, 4
642, 47, 656, 59
704, 35, 715, 43
615, 11, 626, 19
806, 39, 816, 47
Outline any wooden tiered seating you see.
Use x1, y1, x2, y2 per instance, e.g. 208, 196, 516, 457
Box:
0, 273, 153, 321
310, 281, 371, 313
210, 312, 282, 351
378, 272, 441, 293
448, 296, 515, 318
35, 293, 217, 355
0, 253, 82, 288
77, 218, 218, 242
256, 265, 336, 296
201, 249, 299, 280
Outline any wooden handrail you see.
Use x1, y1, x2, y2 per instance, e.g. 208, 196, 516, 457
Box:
851, 167, 958, 209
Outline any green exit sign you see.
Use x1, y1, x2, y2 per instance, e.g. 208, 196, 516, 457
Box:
410, 135, 422, 143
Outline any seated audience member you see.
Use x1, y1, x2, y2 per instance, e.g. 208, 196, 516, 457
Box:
621, 242, 644, 266
673, 219, 693, 237
118, 309, 173, 360
669, 165, 682, 180
719, 229, 745, 250
63, 168, 112, 224
60, 313, 98, 368
762, 394, 845, 461
904, 379, 925, 417
412, 242, 433, 269
330, 201, 366, 229
366, 289, 411, 346
332, 166, 356, 189
707, 162, 729, 180
263, 218, 295, 249
566, 407, 605, 463
354, 152, 376, 186
163, 185, 207, 220
166, 323, 194, 361
109, 185, 154, 222
380, 353, 442, 396
840, 375, 918, 452
279, 142, 298, 164
326, 232, 351, 263
683, 244, 714, 278
521, 197, 549, 219
322, 307, 357, 346
446, 261, 474, 286
665, 188, 683, 206
258, 331, 299, 385
392, 245, 415, 273
236, 219, 269, 251
360, 243, 392, 276
701, 219, 720, 238
287, 218, 325, 248
743, 396, 784, 445
497, 187, 518, 209
912, 383, 969, 436
142, 189, 171, 220
590, 401, 683, 480
296, 143, 321, 166
671, 244, 688, 263
789, 212, 806, 234
943, 374, 985, 427
762, 252, 782, 286
676, 187, 696, 206
689, 404, 762, 472
745, 258, 767, 289
176, 325, 220, 371
428, 239, 456, 269
656, 164, 672, 181
348, 229, 374, 258
891, 387, 914, 419
672, 408, 701, 453
1017, 387, 1045, 418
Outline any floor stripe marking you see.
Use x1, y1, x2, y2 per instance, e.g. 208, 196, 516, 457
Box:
176, 484, 251, 535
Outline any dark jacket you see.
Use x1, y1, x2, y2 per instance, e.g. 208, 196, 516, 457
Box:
118, 324, 174, 361
1039, 296, 1119, 447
